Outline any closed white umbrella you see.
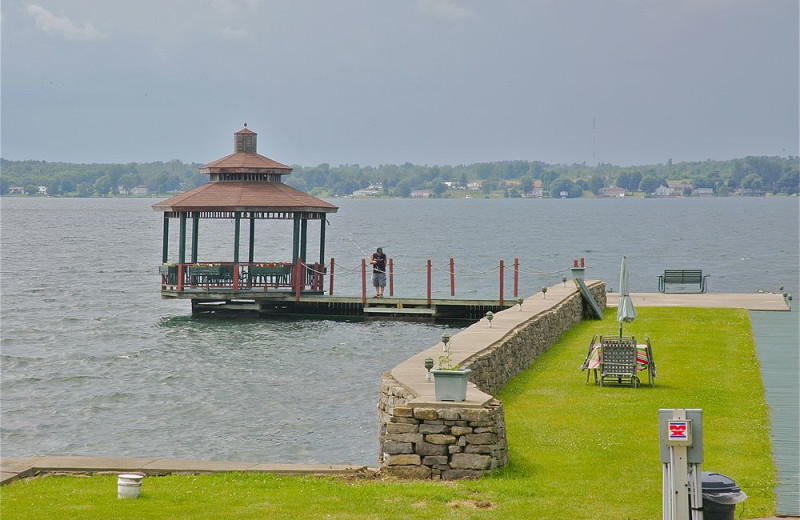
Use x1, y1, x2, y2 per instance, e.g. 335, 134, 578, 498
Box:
617, 256, 637, 337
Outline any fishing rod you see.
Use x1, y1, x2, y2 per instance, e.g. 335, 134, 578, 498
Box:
348, 233, 371, 259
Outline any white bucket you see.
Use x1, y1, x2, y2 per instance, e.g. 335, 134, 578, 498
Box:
117, 473, 144, 499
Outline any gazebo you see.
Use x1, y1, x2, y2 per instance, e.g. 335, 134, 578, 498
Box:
153, 125, 338, 299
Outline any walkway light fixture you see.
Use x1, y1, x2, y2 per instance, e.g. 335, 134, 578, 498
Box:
485, 311, 494, 328
424, 357, 434, 381
541, 286, 548, 299
441, 332, 451, 352
517, 296, 524, 311
562, 275, 567, 287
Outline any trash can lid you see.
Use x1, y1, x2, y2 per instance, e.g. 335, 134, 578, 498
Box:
701, 471, 741, 494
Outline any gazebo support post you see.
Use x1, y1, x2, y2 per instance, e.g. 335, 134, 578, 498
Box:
179, 213, 187, 264
233, 212, 241, 263
248, 216, 255, 264
319, 219, 326, 267
292, 214, 301, 268
300, 218, 308, 263
191, 213, 199, 263
161, 215, 169, 264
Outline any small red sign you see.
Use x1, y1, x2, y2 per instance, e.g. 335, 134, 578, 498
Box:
668, 421, 689, 440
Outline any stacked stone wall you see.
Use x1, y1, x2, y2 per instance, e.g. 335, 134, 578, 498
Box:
377, 282, 605, 479
379, 397, 507, 480
468, 283, 606, 394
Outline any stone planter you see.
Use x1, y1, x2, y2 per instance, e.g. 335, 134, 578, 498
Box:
432, 369, 472, 402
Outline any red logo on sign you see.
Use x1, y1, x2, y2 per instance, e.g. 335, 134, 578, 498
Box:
669, 422, 688, 439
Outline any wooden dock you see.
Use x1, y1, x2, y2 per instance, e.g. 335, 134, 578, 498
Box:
171, 291, 514, 320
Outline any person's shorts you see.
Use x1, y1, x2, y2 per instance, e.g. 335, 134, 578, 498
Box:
372, 272, 386, 288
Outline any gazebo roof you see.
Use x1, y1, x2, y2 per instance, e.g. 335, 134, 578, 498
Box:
200, 152, 292, 174
152, 181, 338, 214
153, 124, 338, 216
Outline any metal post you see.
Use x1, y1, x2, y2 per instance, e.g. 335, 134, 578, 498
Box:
669, 409, 691, 520
660, 409, 704, 520
514, 257, 519, 297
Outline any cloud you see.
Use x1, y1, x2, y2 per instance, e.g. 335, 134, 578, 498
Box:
211, 0, 258, 16
416, 0, 476, 20
220, 26, 253, 41
27, 4, 107, 41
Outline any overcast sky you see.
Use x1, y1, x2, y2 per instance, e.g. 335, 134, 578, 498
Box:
1, 0, 798, 167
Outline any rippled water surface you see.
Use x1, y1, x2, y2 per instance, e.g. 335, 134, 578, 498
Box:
2, 196, 797, 465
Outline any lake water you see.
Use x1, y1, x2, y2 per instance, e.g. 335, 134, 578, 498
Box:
1, 196, 797, 466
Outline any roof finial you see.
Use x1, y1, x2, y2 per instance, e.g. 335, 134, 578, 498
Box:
243, 122, 247, 128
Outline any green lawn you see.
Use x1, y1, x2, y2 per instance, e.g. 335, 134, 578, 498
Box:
1, 308, 776, 519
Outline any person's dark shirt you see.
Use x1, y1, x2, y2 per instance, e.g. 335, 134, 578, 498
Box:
372, 252, 386, 273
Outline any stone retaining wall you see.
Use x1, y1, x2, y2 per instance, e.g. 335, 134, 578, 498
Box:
377, 281, 606, 479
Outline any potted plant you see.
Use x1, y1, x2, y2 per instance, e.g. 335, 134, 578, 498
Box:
431, 333, 471, 402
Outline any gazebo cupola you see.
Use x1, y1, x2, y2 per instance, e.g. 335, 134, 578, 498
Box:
153, 124, 338, 300
201, 124, 293, 183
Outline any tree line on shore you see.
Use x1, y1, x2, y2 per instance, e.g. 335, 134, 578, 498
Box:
1, 155, 797, 198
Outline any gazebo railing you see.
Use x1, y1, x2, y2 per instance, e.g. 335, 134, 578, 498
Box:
160, 262, 325, 292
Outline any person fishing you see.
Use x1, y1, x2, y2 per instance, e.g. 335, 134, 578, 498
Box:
370, 247, 387, 298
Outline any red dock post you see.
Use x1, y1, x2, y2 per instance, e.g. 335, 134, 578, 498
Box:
450, 257, 455, 297
329, 257, 335, 295
177, 264, 184, 292
389, 258, 394, 297
427, 259, 432, 305
513, 257, 519, 298
361, 258, 367, 304
499, 260, 505, 306
295, 258, 302, 302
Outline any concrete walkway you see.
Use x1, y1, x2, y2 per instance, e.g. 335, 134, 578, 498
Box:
606, 291, 790, 311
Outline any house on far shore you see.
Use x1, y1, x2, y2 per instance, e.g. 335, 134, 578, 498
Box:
599, 186, 626, 198
654, 185, 671, 197
694, 187, 714, 197
668, 183, 692, 196
411, 190, 431, 198
532, 180, 543, 198
351, 188, 380, 197
8, 187, 25, 195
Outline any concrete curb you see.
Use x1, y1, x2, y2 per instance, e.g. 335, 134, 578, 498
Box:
0, 456, 371, 486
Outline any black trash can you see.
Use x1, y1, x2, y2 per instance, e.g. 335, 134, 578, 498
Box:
698, 471, 748, 520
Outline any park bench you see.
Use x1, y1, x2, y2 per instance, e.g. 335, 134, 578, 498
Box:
658, 269, 709, 293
